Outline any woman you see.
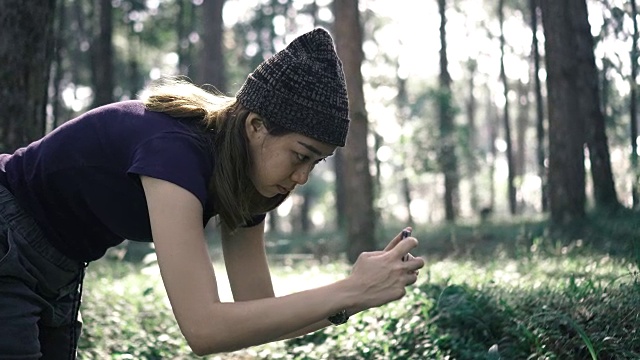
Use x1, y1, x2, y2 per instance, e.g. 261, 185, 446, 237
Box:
0, 28, 424, 358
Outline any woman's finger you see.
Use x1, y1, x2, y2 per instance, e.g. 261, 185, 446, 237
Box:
383, 227, 413, 252
404, 256, 425, 272
404, 272, 419, 286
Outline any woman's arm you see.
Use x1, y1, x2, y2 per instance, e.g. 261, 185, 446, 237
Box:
220, 222, 275, 301
141, 176, 423, 355
221, 221, 335, 339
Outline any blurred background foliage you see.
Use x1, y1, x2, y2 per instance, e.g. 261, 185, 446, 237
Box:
2, 0, 640, 357
14, 0, 637, 251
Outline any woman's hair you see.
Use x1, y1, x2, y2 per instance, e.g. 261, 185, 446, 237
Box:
139, 77, 289, 230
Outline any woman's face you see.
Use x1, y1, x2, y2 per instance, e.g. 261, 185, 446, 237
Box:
246, 113, 337, 198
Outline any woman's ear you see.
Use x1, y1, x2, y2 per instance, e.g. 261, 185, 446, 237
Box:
245, 113, 266, 142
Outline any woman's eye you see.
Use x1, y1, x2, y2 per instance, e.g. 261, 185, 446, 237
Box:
296, 153, 309, 162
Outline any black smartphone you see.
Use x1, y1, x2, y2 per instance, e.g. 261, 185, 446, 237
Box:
401, 229, 411, 261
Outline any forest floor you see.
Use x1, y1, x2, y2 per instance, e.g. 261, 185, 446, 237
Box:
78, 209, 640, 359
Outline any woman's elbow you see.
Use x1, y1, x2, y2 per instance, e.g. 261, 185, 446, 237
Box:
183, 328, 238, 356
181, 330, 205, 356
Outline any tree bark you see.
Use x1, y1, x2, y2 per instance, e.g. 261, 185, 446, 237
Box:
199, 0, 227, 92
333, 0, 377, 263
177, 0, 195, 77
126, 34, 144, 100
630, 0, 639, 208
332, 151, 347, 231
515, 81, 529, 181
437, 0, 459, 222
91, 0, 114, 107
466, 59, 479, 213
395, 70, 414, 224
0, 0, 56, 152
540, 0, 586, 225
499, 0, 517, 215
530, 0, 548, 212
487, 91, 498, 212
50, 0, 66, 131
572, 0, 620, 211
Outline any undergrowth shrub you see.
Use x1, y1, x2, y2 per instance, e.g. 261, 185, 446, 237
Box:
281, 264, 640, 359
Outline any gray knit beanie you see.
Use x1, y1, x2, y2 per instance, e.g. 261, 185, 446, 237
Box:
236, 28, 350, 147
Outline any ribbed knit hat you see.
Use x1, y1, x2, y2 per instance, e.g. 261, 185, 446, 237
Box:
236, 28, 350, 147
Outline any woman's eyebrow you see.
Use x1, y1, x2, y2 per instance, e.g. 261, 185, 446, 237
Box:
297, 141, 334, 157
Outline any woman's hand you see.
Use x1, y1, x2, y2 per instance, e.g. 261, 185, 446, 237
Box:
346, 229, 425, 313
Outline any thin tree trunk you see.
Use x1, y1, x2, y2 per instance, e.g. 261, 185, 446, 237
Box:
199, 0, 227, 92
466, 59, 479, 213
91, 0, 113, 107
530, 0, 548, 212
515, 80, 529, 180
396, 71, 414, 224
50, 0, 66, 131
437, 0, 459, 222
127, 33, 144, 100
300, 188, 313, 233
572, 0, 619, 211
268, 211, 280, 234
499, 0, 517, 215
332, 151, 347, 231
540, 0, 586, 225
630, 0, 639, 208
0, 0, 56, 152
333, 0, 377, 263
177, 0, 188, 75
373, 132, 382, 194
487, 92, 498, 212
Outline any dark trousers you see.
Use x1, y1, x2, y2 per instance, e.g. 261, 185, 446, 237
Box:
0, 185, 85, 359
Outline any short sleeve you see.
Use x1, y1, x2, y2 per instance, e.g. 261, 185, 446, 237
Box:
128, 131, 213, 208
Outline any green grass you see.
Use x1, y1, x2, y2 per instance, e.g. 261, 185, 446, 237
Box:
77, 213, 640, 359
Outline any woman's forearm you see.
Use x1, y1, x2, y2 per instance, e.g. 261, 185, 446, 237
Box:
185, 278, 358, 355
276, 319, 331, 341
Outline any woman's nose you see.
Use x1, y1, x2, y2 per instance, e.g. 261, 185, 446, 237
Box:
291, 166, 310, 185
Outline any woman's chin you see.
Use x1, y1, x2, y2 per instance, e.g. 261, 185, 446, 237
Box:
256, 186, 278, 198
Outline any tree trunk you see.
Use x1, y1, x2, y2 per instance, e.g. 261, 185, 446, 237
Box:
333, 0, 377, 263
630, 0, 639, 208
0, 0, 56, 153
199, 0, 227, 92
50, 0, 66, 131
300, 191, 312, 233
530, 0, 548, 212
515, 80, 529, 181
395, 71, 414, 224
487, 92, 498, 212
466, 59, 479, 213
127, 34, 144, 100
332, 151, 347, 231
437, 0, 459, 222
91, 0, 114, 107
540, 0, 586, 225
268, 211, 280, 234
177, 0, 195, 77
572, 0, 619, 211
499, 0, 517, 215
373, 132, 383, 194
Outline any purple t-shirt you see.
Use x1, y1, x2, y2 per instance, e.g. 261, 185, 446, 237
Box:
0, 100, 264, 262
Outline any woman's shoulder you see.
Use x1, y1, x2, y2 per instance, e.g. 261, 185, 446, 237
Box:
81, 99, 145, 117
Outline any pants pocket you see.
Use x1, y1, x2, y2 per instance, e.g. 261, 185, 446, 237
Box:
0, 231, 31, 282
0, 229, 13, 267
